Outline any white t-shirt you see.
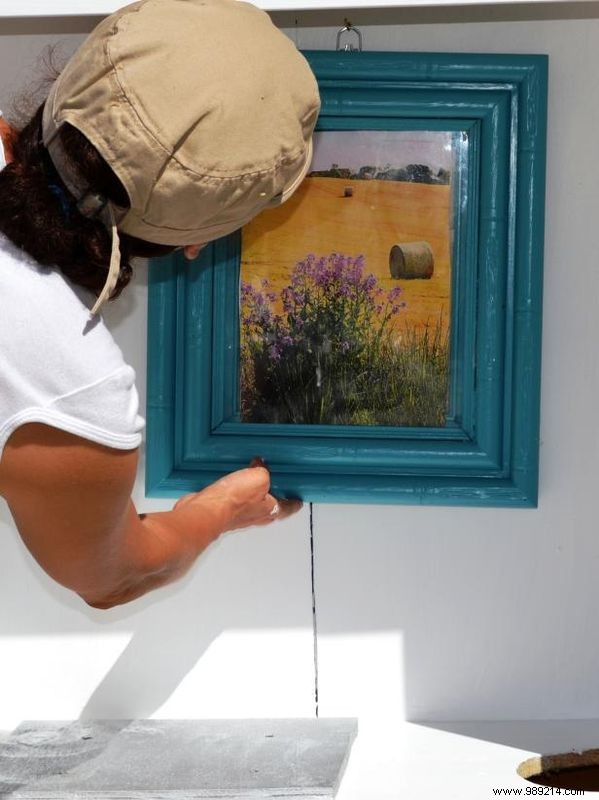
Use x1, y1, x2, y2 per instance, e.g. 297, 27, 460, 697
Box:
0, 119, 145, 459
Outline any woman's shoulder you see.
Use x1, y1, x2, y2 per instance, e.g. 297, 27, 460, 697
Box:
0, 232, 144, 457
0, 229, 82, 292
0, 231, 133, 384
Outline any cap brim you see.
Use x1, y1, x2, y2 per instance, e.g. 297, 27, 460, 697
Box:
268, 138, 313, 208
118, 138, 315, 245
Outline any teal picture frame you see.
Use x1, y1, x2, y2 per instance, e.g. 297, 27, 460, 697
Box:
146, 50, 547, 507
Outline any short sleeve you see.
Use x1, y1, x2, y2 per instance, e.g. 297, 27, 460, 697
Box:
0, 233, 146, 460
0, 365, 145, 457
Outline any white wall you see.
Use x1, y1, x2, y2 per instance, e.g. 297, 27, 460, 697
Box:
0, 1, 598, 748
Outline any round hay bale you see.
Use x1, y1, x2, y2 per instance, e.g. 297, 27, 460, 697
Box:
389, 241, 434, 280
343, 186, 354, 198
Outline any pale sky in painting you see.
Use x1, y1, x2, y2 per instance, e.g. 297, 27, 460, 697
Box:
310, 130, 455, 175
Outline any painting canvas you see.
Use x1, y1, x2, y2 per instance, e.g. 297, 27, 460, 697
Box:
238, 129, 460, 428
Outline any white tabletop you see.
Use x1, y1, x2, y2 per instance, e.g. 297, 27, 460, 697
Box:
335, 719, 599, 798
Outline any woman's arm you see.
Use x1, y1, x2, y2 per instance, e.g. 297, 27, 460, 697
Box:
0, 423, 296, 609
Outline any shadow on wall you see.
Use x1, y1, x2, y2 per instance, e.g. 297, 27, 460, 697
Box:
415, 721, 599, 756
3, 491, 599, 729
0, 498, 314, 721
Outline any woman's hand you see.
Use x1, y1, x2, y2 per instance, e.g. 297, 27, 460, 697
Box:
174, 463, 302, 534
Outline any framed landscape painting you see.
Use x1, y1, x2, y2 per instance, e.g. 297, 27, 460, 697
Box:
146, 50, 547, 507
239, 129, 457, 428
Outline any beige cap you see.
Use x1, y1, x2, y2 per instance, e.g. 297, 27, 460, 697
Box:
42, 0, 320, 313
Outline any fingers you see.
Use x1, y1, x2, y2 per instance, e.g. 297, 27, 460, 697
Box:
275, 497, 303, 520
245, 458, 304, 523
242, 493, 302, 528
263, 494, 303, 523
232, 465, 270, 495
249, 456, 268, 469
181, 464, 301, 534
269, 501, 281, 517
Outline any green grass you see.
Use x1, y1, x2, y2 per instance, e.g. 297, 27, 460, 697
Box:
240, 316, 449, 428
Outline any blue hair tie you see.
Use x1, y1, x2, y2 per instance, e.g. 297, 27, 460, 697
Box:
48, 183, 72, 222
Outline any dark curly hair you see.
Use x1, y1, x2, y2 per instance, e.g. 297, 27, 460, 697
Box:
0, 102, 177, 301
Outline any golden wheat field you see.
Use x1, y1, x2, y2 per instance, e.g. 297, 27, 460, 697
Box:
240, 176, 452, 339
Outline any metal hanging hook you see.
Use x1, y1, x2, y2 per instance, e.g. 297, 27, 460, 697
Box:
336, 19, 363, 52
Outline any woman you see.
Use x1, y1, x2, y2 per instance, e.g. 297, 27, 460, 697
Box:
0, 0, 319, 609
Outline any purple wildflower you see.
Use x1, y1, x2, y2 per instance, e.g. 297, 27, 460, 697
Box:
268, 344, 282, 362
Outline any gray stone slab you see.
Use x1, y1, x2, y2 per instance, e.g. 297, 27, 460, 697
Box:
0, 719, 357, 799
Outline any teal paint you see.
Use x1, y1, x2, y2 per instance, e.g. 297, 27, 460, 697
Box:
146, 51, 547, 507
